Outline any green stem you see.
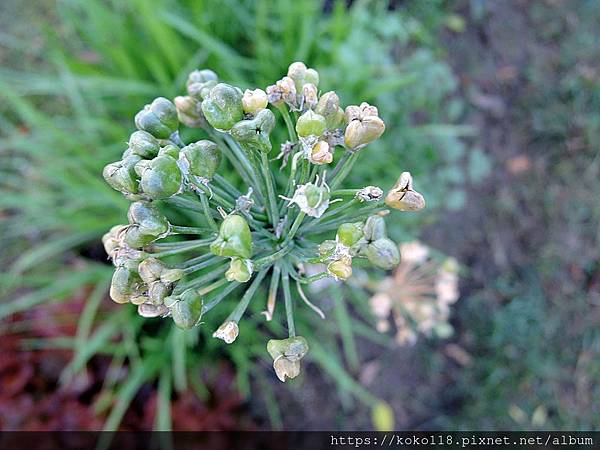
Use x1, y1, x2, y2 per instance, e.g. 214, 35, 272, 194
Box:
150, 240, 212, 258
300, 199, 358, 234
226, 269, 268, 323
260, 152, 280, 226
284, 211, 305, 244
198, 191, 218, 232
329, 152, 359, 191
292, 271, 329, 284
170, 225, 210, 235
201, 281, 241, 314
198, 277, 229, 296
331, 189, 360, 198
182, 255, 223, 274
278, 105, 297, 142
152, 238, 213, 249
281, 268, 295, 337
174, 264, 228, 294
253, 243, 293, 270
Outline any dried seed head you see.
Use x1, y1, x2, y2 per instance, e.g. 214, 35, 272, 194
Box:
385, 172, 426, 211
267, 336, 309, 382
213, 320, 240, 344
356, 186, 383, 202
309, 140, 333, 165
266, 76, 297, 107
302, 83, 318, 109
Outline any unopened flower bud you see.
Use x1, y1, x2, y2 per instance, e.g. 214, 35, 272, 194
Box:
186, 69, 218, 100
337, 222, 364, 247
302, 83, 318, 109
128, 130, 160, 159
139, 155, 182, 199
363, 215, 387, 241
213, 320, 239, 344
266, 76, 297, 107
327, 256, 353, 281
181, 140, 221, 180
385, 172, 425, 211
171, 288, 203, 329
103, 154, 142, 195
226, 257, 254, 283
356, 186, 383, 202
366, 238, 400, 270
201, 83, 244, 131
110, 266, 143, 304
134, 97, 179, 139
174, 95, 203, 127
296, 110, 326, 137
287, 62, 319, 92
230, 109, 276, 153
242, 88, 268, 114
210, 214, 253, 259
267, 336, 309, 382
309, 140, 333, 165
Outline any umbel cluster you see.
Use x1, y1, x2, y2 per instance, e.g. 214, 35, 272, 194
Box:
102, 62, 425, 381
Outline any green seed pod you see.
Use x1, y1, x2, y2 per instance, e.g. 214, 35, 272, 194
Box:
201, 83, 244, 131
295, 110, 326, 137
366, 238, 400, 270
225, 257, 253, 283
139, 155, 182, 199
174, 95, 203, 128
363, 215, 387, 241
336, 222, 365, 247
103, 154, 142, 195
127, 201, 169, 237
304, 68, 319, 88
134, 97, 179, 139
210, 214, 253, 259
128, 130, 160, 159
242, 88, 268, 114
158, 144, 180, 159
161, 268, 184, 284
123, 225, 157, 248
344, 115, 385, 150
318, 240, 337, 260
138, 257, 166, 283
171, 288, 203, 330
315, 91, 343, 129
187, 69, 218, 87
327, 257, 353, 281
230, 109, 276, 154
181, 140, 221, 180
110, 266, 143, 304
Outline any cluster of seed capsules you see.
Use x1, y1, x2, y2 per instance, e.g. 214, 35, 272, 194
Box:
102, 62, 425, 381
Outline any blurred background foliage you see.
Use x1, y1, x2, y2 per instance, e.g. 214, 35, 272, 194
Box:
1, 0, 598, 432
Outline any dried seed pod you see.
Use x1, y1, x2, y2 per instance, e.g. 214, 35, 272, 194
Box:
266, 76, 297, 107
267, 336, 309, 382
385, 172, 426, 211
302, 83, 318, 109
356, 186, 383, 202
213, 320, 240, 344
309, 140, 333, 165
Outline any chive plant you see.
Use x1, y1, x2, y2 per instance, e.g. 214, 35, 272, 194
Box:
102, 62, 425, 382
